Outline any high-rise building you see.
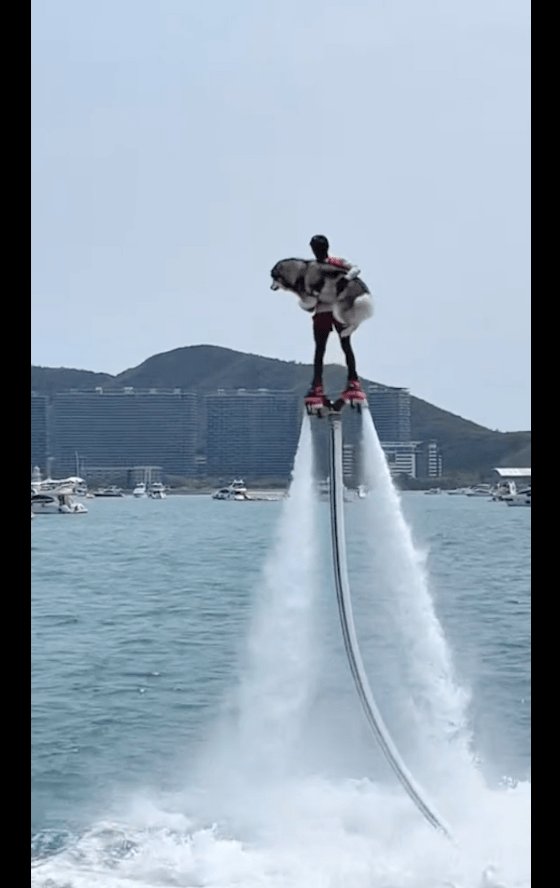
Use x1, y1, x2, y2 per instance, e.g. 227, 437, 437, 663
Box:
416, 439, 443, 478
379, 439, 443, 479
367, 384, 411, 442
342, 443, 354, 481
380, 441, 420, 478
32, 381, 440, 484
50, 388, 198, 477
205, 389, 300, 480
31, 394, 49, 471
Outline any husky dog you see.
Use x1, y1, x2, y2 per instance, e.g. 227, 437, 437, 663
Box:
270, 258, 373, 335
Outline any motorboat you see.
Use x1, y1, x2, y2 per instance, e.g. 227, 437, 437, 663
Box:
506, 488, 531, 507
31, 486, 88, 514
133, 482, 147, 498
31, 470, 89, 514
94, 486, 124, 497
492, 480, 518, 501
148, 482, 167, 499
466, 484, 494, 497
32, 471, 88, 498
213, 479, 251, 500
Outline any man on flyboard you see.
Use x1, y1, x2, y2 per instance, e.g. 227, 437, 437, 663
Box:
304, 235, 367, 414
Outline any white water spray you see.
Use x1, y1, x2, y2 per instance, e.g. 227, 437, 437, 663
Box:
328, 412, 452, 836
356, 411, 477, 795
231, 416, 321, 783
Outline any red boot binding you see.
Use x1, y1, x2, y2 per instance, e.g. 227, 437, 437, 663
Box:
305, 383, 331, 417
341, 379, 367, 409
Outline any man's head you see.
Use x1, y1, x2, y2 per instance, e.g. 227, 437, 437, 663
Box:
310, 235, 329, 262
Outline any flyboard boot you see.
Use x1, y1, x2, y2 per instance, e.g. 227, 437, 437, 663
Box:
304, 382, 331, 417
340, 379, 367, 411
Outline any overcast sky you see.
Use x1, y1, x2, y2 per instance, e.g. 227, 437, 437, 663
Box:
31, 0, 531, 431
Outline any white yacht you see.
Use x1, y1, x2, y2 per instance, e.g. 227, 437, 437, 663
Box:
492, 480, 518, 501
148, 482, 167, 499
506, 488, 531, 507
32, 471, 88, 498
31, 486, 88, 514
31, 470, 88, 514
133, 482, 148, 498
466, 484, 494, 497
213, 479, 251, 501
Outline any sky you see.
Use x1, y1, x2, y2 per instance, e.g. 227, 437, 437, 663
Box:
31, 0, 531, 431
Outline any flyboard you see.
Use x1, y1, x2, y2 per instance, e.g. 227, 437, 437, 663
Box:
322, 400, 452, 839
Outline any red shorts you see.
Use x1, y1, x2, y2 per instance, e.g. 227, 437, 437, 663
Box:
313, 312, 344, 335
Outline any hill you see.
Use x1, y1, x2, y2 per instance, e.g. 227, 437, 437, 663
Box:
31, 366, 114, 396
31, 345, 530, 476
409, 395, 531, 474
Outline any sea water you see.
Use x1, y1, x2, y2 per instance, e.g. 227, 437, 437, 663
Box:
31, 418, 530, 886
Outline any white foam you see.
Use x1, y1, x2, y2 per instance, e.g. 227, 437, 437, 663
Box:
31, 777, 531, 887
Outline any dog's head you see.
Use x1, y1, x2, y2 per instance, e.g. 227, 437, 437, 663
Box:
270, 258, 308, 293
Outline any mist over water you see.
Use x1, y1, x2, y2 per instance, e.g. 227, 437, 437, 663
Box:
31, 414, 531, 887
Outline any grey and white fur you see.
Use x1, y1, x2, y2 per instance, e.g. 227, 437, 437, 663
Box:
270, 258, 373, 336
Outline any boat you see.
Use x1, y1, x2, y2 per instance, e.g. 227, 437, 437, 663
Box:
213, 479, 251, 500
424, 488, 442, 495
466, 484, 494, 498
94, 486, 124, 497
492, 480, 518, 501
71, 478, 89, 498
148, 482, 167, 499
32, 471, 88, 499
506, 488, 531, 507
133, 482, 147, 498
31, 470, 89, 513
31, 486, 88, 514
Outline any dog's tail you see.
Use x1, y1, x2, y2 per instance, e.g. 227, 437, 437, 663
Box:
333, 293, 373, 331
